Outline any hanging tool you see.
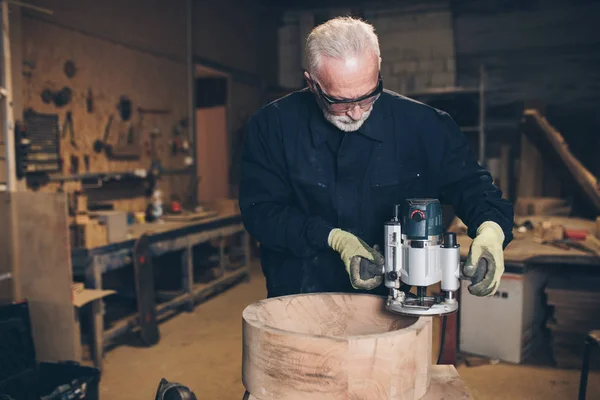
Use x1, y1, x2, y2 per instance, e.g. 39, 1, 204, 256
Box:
63, 60, 76, 78
93, 114, 114, 153
138, 107, 171, 115
117, 96, 132, 121
61, 111, 77, 148
86, 88, 94, 113
53, 86, 72, 107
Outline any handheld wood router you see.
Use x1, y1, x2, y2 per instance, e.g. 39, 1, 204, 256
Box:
383, 198, 461, 316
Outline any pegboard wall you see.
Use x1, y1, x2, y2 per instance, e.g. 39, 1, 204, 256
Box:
20, 16, 193, 212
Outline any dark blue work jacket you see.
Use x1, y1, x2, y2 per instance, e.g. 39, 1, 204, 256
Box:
239, 88, 514, 298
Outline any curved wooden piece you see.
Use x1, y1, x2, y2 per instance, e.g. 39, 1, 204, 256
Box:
242, 293, 432, 400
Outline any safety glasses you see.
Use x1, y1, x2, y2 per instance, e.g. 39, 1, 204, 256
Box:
312, 74, 383, 113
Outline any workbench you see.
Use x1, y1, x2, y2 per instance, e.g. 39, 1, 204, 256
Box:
456, 216, 600, 268
455, 215, 600, 366
71, 200, 251, 370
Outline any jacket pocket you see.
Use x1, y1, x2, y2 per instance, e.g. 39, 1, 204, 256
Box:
371, 169, 422, 188
291, 173, 328, 189
290, 173, 333, 216
368, 170, 425, 232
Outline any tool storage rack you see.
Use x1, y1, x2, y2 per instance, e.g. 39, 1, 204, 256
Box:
71, 208, 251, 371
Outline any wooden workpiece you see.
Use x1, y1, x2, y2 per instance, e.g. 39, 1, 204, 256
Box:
242, 293, 471, 400
246, 366, 472, 400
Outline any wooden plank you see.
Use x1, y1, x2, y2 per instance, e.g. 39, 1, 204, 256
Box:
514, 197, 569, 217
127, 198, 240, 240
247, 366, 472, 399
162, 209, 218, 222
517, 132, 544, 198
0, 193, 14, 302
196, 106, 230, 203
522, 109, 600, 213
11, 192, 80, 362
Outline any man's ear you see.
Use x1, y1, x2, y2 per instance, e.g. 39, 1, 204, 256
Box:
304, 71, 314, 90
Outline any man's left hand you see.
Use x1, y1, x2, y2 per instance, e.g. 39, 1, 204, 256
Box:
463, 221, 505, 296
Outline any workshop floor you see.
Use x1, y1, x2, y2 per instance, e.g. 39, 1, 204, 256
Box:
99, 260, 600, 400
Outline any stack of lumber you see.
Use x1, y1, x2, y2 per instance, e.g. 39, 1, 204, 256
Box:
515, 197, 571, 217
546, 276, 600, 369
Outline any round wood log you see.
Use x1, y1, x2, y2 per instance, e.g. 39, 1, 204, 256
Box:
242, 293, 432, 400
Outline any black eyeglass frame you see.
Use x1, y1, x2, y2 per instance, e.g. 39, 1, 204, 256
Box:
310, 73, 384, 108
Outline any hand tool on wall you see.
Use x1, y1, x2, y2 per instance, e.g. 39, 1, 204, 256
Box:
22, 108, 62, 175
40, 86, 72, 107
93, 114, 114, 154
53, 87, 72, 107
70, 155, 79, 174
63, 60, 76, 78
61, 110, 77, 148
171, 117, 191, 155
117, 96, 132, 121
86, 88, 94, 113
138, 107, 171, 115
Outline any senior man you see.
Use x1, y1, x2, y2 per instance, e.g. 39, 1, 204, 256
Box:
239, 16, 513, 299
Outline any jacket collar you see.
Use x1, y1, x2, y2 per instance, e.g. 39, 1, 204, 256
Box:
309, 94, 389, 147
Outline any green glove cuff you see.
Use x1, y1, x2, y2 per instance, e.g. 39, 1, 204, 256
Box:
476, 221, 505, 243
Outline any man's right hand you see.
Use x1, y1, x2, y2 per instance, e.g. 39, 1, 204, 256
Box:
328, 229, 385, 290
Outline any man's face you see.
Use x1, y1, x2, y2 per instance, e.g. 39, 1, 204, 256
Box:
305, 51, 381, 132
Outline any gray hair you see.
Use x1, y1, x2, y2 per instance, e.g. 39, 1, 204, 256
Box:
305, 16, 381, 79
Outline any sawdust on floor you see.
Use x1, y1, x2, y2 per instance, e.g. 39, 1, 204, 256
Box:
99, 261, 600, 400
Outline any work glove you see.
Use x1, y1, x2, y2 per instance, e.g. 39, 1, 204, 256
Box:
328, 228, 385, 290
463, 221, 505, 297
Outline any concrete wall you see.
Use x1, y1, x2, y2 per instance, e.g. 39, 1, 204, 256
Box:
277, 1, 456, 93
364, 1, 456, 94
454, 0, 600, 174
10, 0, 272, 209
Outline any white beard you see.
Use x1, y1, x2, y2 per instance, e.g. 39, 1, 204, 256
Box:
323, 106, 373, 132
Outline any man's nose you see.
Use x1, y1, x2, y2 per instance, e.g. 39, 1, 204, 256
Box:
346, 105, 363, 121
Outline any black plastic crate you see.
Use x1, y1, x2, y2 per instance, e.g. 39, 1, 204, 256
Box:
0, 301, 100, 400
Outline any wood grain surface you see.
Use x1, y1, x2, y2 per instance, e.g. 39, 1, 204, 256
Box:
242, 293, 432, 400
247, 365, 472, 400
1, 192, 81, 362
